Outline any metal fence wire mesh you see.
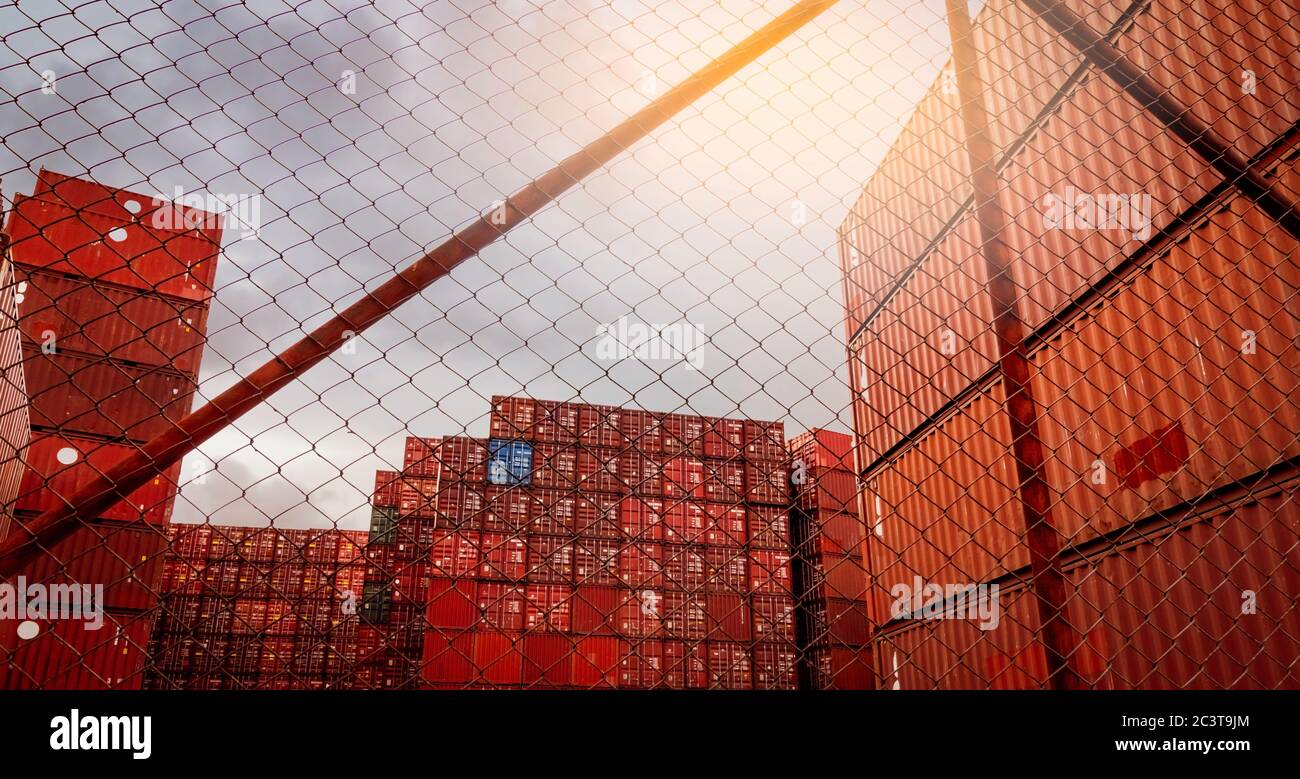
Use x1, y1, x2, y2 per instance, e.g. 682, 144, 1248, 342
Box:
0, 0, 1297, 690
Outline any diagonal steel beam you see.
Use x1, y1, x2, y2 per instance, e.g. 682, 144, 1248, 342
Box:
1021, 0, 1300, 239
0, 0, 841, 576
943, 0, 1084, 690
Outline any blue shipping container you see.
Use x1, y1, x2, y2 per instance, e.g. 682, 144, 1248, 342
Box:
488, 439, 533, 486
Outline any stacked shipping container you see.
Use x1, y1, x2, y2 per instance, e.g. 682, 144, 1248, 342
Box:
0, 170, 220, 689
788, 430, 872, 689
144, 525, 368, 689
0, 202, 30, 539
842, 0, 1300, 688
406, 395, 797, 688
349, 461, 466, 689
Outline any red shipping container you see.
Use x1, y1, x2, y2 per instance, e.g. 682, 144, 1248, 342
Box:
662, 545, 708, 591
663, 592, 707, 640
797, 469, 858, 514
483, 486, 538, 532
619, 496, 665, 541
0, 609, 153, 689
526, 535, 574, 584
749, 505, 790, 549
807, 598, 871, 646
524, 584, 572, 632
620, 410, 663, 454
434, 483, 485, 528
574, 537, 619, 586
663, 414, 706, 456
664, 499, 708, 543
749, 550, 792, 594
373, 470, 401, 508
430, 532, 480, 578
570, 636, 622, 687
426, 580, 478, 626
29, 170, 215, 241
619, 450, 663, 495
17, 432, 181, 523
16, 267, 209, 374
789, 428, 855, 471
575, 492, 620, 538
708, 642, 752, 690
536, 400, 581, 443
744, 420, 786, 462
663, 456, 706, 499
472, 631, 523, 685
753, 594, 796, 643
26, 345, 186, 448
479, 532, 526, 581
422, 633, 475, 684
663, 640, 708, 689
489, 395, 537, 439
571, 585, 620, 635
706, 503, 747, 547
616, 589, 663, 637
754, 643, 798, 690
21, 521, 166, 611
702, 460, 744, 503
7, 193, 220, 302
706, 593, 750, 642
397, 475, 438, 518
802, 511, 866, 557
579, 404, 624, 449
533, 488, 576, 535
705, 546, 748, 593
533, 442, 578, 488
404, 436, 488, 481
806, 554, 869, 602
617, 541, 663, 589
619, 639, 666, 688
704, 418, 744, 459
745, 460, 790, 505
576, 446, 623, 494
478, 583, 525, 631
523, 634, 574, 686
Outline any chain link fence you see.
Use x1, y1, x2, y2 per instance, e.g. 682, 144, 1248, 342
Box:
0, 0, 1297, 690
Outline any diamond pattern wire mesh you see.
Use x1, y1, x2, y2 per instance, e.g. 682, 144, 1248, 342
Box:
0, 0, 1297, 690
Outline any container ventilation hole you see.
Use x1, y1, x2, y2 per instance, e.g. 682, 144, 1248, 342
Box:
16, 621, 39, 640
55, 446, 79, 465
108, 227, 128, 242
123, 199, 141, 214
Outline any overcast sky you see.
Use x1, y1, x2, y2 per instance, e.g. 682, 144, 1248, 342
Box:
0, 0, 952, 530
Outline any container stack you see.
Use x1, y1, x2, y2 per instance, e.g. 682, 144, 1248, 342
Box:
840, 0, 1300, 688
350, 445, 485, 689
787, 429, 872, 690
145, 525, 368, 689
411, 395, 797, 688
0, 170, 220, 689
0, 207, 30, 539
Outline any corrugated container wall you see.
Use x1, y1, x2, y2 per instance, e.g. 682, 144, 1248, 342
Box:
844, 0, 1300, 687
0, 170, 221, 690
144, 525, 369, 689
0, 224, 30, 540
372, 396, 797, 690
788, 429, 873, 690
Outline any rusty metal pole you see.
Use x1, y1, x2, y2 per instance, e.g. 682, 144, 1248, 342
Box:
0, 0, 841, 576
943, 0, 1084, 690
1021, 0, 1300, 239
